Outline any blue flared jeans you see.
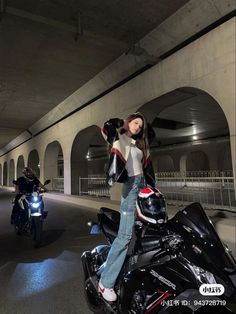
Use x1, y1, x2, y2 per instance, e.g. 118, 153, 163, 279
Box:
100, 175, 144, 288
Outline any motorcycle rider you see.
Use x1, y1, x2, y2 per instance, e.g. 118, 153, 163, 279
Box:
10, 166, 44, 224
98, 112, 156, 302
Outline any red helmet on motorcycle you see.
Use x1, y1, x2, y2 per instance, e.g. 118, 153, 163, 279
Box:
136, 187, 167, 224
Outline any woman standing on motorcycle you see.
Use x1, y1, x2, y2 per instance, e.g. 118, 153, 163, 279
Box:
99, 112, 155, 302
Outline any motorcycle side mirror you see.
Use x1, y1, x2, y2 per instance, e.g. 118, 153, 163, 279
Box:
44, 179, 51, 185
87, 221, 101, 234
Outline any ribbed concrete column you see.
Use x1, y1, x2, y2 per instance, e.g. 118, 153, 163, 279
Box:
64, 156, 71, 195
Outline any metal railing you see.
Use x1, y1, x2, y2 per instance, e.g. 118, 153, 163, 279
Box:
157, 170, 233, 178
51, 177, 64, 192
155, 173, 235, 211
79, 176, 110, 197
76, 171, 236, 212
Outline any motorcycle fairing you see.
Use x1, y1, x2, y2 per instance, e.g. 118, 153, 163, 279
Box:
169, 202, 236, 273
120, 254, 203, 313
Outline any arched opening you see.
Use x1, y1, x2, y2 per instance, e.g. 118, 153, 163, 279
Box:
3, 162, 7, 186
44, 141, 64, 192
137, 87, 234, 208
186, 151, 209, 172
0, 164, 2, 185
17, 155, 25, 178
9, 159, 15, 186
71, 125, 107, 195
138, 87, 231, 172
152, 155, 174, 172
28, 150, 40, 178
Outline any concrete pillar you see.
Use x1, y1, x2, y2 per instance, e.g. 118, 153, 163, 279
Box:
110, 183, 122, 202
180, 154, 187, 173
77, 160, 88, 195
64, 155, 71, 195
9, 160, 14, 186
3, 162, 7, 186
0, 164, 2, 186
44, 145, 60, 190
37, 151, 44, 185
230, 134, 236, 198
204, 147, 219, 171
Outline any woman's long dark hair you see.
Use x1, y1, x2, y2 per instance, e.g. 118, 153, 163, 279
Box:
120, 112, 149, 160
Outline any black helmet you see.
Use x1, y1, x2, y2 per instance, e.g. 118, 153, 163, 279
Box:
22, 166, 36, 180
136, 187, 167, 224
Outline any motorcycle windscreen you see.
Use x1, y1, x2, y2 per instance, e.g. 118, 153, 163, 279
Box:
171, 202, 236, 271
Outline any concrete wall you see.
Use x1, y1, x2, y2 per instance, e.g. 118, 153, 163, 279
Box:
0, 18, 235, 196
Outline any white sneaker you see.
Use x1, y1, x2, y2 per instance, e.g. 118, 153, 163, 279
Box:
98, 280, 117, 302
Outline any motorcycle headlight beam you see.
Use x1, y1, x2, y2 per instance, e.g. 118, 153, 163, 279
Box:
31, 212, 41, 216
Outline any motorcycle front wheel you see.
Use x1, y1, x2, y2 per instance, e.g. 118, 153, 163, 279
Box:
14, 224, 23, 236
31, 216, 43, 248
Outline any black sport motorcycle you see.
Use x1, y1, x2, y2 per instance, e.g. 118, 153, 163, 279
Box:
81, 202, 236, 314
12, 179, 50, 247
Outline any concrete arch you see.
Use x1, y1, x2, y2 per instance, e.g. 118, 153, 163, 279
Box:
71, 125, 106, 195
3, 162, 7, 186
9, 159, 15, 186
186, 151, 209, 172
28, 150, 40, 178
44, 141, 64, 191
138, 86, 230, 174
17, 155, 25, 178
0, 163, 2, 185
139, 87, 229, 142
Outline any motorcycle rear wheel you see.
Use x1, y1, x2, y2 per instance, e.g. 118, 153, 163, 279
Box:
84, 279, 108, 313
14, 224, 23, 236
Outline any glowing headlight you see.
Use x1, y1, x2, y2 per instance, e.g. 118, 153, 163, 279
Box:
33, 196, 38, 202
188, 264, 216, 284
32, 202, 40, 209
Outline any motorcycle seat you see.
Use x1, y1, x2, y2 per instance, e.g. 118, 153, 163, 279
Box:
99, 207, 120, 224
99, 207, 120, 242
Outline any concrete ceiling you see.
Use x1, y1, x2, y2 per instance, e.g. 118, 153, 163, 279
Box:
0, 0, 235, 156
0, 0, 189, 150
